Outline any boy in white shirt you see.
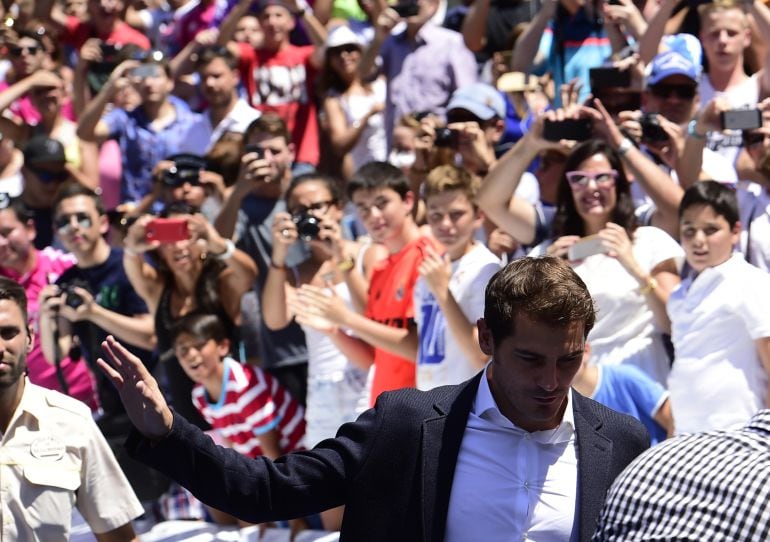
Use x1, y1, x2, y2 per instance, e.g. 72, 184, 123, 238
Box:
667, 181, 770, 434
415, 165, 501, 389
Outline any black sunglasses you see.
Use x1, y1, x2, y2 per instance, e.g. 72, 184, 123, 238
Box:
9, 45, 41, 57
649, 84, 697, 100
55, 212, 92, 234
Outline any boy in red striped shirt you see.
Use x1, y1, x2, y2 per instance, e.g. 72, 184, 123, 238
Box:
171, 313, 305, 460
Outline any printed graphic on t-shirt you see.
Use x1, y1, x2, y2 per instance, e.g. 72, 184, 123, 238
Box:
418, 297, 446, 366
250, 65, 309, 107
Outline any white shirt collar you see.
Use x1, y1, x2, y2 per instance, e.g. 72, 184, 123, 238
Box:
474, 363, 575, 444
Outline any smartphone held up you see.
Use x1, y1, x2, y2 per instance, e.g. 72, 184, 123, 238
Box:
145, 218, 190, 244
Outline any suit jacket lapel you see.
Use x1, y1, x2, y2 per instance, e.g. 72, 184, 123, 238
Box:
573, 391, 613, 542
421, 373, 481, 542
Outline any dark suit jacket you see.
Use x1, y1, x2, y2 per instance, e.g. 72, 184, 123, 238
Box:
127, 373, 649, 541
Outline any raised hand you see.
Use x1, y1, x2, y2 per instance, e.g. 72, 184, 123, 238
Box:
97, 336, 174, 440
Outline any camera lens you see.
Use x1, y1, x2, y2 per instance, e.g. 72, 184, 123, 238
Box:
434, 127, 454, 148
293, 214, 320, 241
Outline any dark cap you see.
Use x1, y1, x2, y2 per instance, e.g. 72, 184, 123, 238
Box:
167, 153, 208, 170
23, 136, 66, 165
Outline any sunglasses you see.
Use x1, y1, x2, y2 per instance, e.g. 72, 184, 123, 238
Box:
649, 84, 697, 100
55, 212, 93, 234
330, 44, 360, 55
9, 45, 41, 57
32, 169, 69, 184
565, 170, 618, 189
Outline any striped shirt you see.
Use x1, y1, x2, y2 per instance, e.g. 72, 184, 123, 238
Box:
593, 410, 770, 541
192, 357, 305, 457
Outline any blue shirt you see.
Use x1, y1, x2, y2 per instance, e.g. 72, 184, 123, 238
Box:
592, 364, 667, 444
535, 8, 611, 105
103, 96, 202, 204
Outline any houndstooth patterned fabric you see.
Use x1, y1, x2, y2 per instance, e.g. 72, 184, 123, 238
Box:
593, 410, 770, 541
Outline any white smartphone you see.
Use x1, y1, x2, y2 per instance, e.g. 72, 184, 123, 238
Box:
568, 235, 609, 261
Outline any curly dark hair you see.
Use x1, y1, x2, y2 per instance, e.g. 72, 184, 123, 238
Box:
551, 139, 637, 239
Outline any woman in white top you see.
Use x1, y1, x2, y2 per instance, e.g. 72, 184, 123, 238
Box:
261, 172, 386, 491
480, 109, 683, 384
318, 25, 386, 180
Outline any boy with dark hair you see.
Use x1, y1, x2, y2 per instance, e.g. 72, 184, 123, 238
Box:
667, 181, 770, 434
415, 165, 500, 389
170, 313, 305, 460
297, 161, 439, 403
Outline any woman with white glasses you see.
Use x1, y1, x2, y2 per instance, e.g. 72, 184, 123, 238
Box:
479, 111, 683, 385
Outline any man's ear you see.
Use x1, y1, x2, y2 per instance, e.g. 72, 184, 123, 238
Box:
477, 318, 494, 356
217, 338, 231, 358
26, 327, 34, 354
98, 213, 110, 236
731, 220, 742, 245
25, 219, 37, 244
403, 190, 415, 215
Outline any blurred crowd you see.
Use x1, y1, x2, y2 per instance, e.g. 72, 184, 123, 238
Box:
2, 0, 770, 535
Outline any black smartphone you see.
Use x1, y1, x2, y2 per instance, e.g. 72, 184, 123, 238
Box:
244, 144, 265, 159
392, 2, 419, 17
543, 118, 593, 142
589, 67, 631, 91
721, 109, 762, 131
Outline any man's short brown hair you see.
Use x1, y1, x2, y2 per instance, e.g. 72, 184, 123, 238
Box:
484, 257, 595, 346
244, 113, 291, 145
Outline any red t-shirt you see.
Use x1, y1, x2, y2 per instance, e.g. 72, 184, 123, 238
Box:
238, 42, 319, 165
63, 16, 151, 50
366, 235, 439, 404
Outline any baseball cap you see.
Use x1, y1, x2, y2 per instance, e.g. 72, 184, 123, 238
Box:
447, 83, 506, 121
647, 50, 699, 87
326, 25, 362, 50
23, 136, 66, 165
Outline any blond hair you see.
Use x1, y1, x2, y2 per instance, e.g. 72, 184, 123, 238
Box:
422, 164, 480, 204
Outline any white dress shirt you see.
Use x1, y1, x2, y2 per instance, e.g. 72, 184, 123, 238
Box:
445, 368, 578, 542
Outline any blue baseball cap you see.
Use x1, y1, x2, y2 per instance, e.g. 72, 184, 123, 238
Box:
647, 50, 699, 87
447, 83, 506, 121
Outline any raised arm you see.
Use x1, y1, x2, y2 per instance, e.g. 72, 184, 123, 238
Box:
261, 211, 296, 330
477, 114, 558, 245
638, 0, 678, 64
461, 0, 490, 52
510, 0, 558, 73
592, 99, 684, 237
77, 60, 140, 144
358, 8, 398, 81
322, 94, 384, 155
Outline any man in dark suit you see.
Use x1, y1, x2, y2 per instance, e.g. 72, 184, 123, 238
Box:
99, 256, 649, 541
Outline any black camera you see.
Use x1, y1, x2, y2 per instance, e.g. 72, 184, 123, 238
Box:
640, 113, 669, 143
59, 279, 91, 309
292, 213, 320, 242
434, 127, 460, 148
162, 166, 200, 187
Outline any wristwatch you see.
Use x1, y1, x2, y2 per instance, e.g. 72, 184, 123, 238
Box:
337, 256, 355, 272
